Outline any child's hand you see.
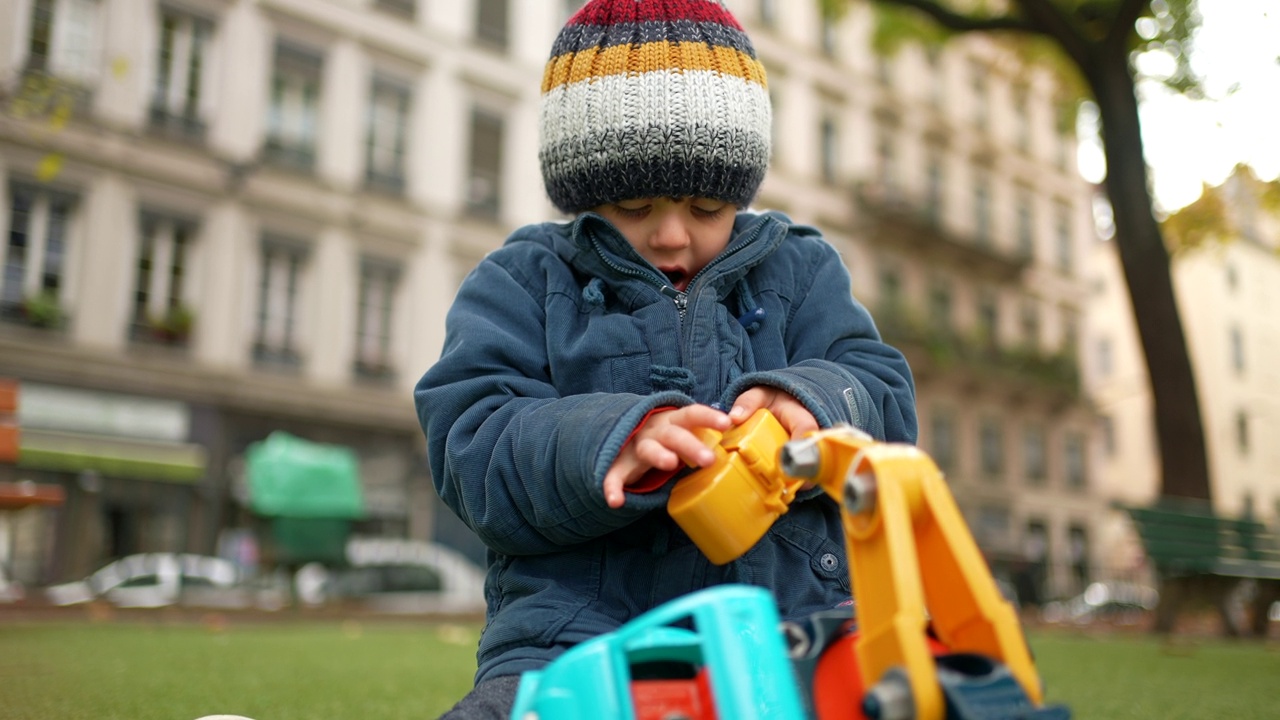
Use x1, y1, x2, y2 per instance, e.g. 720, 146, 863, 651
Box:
729, 387, 819, 439
603, 404, 731, 509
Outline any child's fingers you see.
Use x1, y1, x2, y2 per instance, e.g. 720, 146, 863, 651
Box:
671, 403, 731, 430
777, 405, 819, 439
646, 427, 716, 468
603, 468, 628, 508
728, 388, 771, 422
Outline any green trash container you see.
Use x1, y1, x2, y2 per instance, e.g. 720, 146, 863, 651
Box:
270, 516, 352, 566
246, 432, 364, 567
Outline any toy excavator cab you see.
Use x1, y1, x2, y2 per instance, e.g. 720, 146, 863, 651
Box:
510, 584, 806, 720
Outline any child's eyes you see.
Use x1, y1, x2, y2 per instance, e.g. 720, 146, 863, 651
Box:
614, 204, 651, 218
692, 203, 728, 219
609, 199, 728, 220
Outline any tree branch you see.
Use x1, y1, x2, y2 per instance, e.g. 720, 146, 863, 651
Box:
1103, 0, 1150, 59
1015, 0, 1096, 71
874, 0, 1042, 35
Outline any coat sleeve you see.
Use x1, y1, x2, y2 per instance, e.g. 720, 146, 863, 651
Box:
727, 236, 918, 443
414, 253, 690, 556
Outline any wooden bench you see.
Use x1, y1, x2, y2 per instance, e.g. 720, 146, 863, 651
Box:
1117, 499, 1280, 636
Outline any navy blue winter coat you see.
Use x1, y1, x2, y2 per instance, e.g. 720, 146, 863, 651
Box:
414, 210, 917, 683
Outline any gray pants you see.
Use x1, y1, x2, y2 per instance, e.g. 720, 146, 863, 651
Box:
439, 675, 521, 720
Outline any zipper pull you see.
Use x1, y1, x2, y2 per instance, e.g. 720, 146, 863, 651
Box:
660, 285, 688, 311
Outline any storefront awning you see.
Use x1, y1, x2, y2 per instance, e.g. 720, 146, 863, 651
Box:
17, 428, 207, 483
0, 481, 66, 509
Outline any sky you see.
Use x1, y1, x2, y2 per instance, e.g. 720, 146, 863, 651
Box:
1076, 0, 1280, 213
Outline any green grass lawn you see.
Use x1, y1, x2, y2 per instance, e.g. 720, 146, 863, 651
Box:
2, 620, 1277, 719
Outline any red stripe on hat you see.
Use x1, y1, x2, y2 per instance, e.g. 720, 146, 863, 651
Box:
569, 0, 744, 32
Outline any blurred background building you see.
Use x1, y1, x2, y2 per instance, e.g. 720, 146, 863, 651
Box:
3, 0, 1247, 606
1087, 166, 1280, 573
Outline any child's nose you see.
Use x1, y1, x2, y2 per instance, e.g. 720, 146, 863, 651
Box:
649, 211, 690, 250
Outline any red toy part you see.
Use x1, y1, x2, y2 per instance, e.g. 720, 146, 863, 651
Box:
631, 668, 718, 720
814, 631, 950, 720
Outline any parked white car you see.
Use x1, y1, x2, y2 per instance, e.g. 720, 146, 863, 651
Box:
45, 553, 244, 608
327, 537, 487, 614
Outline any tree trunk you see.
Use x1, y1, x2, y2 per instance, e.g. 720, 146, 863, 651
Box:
1085, 53, 1212, 502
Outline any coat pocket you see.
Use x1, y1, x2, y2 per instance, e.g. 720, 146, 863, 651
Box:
479, 547, 603, 657
740, 501, 851, 618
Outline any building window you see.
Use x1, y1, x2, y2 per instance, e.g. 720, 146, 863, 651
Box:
1068, 525, 1089, 591
1013, 83, 1030, 152
820, 15, 837, 57
925, 47, 943, 107
1023, 425, 1046, 484
1019, 300, 1040, 350
878, 264, 902, 313
1022, 520, 1049, 604
3, 183, 75, 328
980, 417, 1004, 479
970, 60, 988, 130
253, 237, 308, 367
466, 107, 505, 220
976, 289, 998, 348
876, 127, 896, 198
1015, 189, 1034, 259
929, 407, 956, 473
475, 0, 509, 50
973, 172, 991, 246
976, 504, 1010, 548
1099, 414, 1115, 457
820, 115, 839, 185
265, 43, 322, 172
759, 0, 777, 28
1064, 432, 1086, 490
1054, 200, 1073, 274
150, 8, 212, 140
1061, 310, 1078, 353
25, 0, 101, 83
355, 258, 399, 380
373, 0, 415, 20
925, 154, 943, 226
928, 279, 952, 333
1096, 336, 1112, 377
366, 77, 410, 194
875, 54, 892, 86
132, 213, 195, 345
1236, 410, 1249, 455
1229, 326, 1245, 375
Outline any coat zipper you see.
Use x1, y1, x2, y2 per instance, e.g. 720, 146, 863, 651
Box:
587, 232, 687, 320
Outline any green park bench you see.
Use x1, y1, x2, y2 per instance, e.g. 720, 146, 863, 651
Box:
1117, 498, 1280, 636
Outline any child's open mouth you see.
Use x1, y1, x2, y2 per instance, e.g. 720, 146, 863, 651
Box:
661, 268, 689, 292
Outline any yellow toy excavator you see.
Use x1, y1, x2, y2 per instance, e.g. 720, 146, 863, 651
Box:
511, 410, 1070, 720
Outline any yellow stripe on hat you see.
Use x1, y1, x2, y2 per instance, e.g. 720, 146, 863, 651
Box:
541, 40, 767, 94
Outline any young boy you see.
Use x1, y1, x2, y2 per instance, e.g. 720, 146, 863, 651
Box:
415, 1, 917, 717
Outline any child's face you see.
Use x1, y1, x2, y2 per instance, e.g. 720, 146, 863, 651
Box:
593, 197, 736, 292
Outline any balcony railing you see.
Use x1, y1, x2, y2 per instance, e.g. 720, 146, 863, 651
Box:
263, 138, 316, 173
855, 182, 1030, 283
7, 67, 92, 120
875, 302, 1079, 397
148, 105, 206, 142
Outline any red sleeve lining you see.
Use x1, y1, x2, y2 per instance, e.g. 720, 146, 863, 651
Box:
621, 406, 682, 494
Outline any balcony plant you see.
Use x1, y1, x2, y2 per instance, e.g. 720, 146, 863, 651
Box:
22, 291, 63, 329
149, 304, 195, 344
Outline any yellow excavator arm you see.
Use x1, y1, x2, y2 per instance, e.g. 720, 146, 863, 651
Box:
670, 411, 1042, 720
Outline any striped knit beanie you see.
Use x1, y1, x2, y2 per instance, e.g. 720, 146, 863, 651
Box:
540, 0, 771, 215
